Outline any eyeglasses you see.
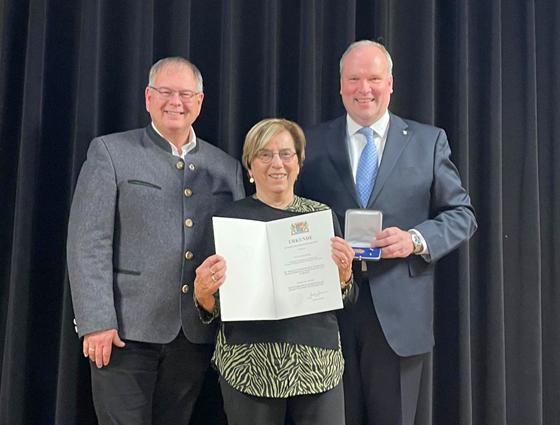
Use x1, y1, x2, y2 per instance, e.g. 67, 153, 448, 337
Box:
149, 86, 200, 101
255, 149, 297, 163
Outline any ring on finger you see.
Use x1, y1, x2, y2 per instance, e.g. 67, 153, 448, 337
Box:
211, 274, 217, 283
88, 347, 95, 352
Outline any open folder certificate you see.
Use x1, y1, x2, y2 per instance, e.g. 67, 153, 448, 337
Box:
212, 209, 343, 321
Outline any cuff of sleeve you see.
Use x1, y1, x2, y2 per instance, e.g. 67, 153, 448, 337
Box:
341, 273, 354, 298
193, 292, 220, 324
409, 228, 429, 255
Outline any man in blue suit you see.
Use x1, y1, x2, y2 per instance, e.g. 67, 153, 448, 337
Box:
296, 40, 477, 425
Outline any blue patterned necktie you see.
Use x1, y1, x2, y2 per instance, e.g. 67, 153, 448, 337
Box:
356, 127, 378, 208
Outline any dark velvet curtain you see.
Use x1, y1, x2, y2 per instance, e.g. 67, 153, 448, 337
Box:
1, 1, 558, 424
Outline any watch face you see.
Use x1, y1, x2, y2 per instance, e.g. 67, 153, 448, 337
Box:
411, 233, 422, 253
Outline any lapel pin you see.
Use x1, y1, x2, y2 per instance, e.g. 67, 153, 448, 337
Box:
403, 130, 408, 135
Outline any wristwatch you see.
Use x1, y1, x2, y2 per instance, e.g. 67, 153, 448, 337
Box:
408, 230, 423, 255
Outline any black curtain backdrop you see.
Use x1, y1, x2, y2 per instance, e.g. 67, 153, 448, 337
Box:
1, 1, 558, 424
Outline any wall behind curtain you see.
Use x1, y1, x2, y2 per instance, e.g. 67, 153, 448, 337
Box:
0, 1, 558, 424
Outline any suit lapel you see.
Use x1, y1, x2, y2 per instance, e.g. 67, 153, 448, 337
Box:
325, 116, 361, 206
368, 114, 411, 206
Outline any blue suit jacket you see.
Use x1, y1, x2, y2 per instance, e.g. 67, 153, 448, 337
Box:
297, 113, 477, 356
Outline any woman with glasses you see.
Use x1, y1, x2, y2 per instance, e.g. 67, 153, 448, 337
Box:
194, 118, 356, 425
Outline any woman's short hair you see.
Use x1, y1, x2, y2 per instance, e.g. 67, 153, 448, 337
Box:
242, 118, 306, 170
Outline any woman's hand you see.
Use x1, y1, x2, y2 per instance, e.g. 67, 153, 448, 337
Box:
194, 255, 226, 313
331, 236, 354, 284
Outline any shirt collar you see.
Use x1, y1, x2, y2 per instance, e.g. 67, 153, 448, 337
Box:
346, 110, 390, 138
150, 122, 197, 158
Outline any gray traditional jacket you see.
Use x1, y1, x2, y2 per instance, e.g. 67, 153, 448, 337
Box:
67, 125, 245, 344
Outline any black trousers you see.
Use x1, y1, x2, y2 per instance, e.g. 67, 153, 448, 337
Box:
89, 332, 214, 425
220, 377, 345, 425
340, 277, 427, 425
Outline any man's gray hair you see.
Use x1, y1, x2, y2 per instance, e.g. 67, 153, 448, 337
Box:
148, 57, 204, 92
339, 40, 393, 76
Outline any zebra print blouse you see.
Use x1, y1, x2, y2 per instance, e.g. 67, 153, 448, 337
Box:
199, 195, 352, 398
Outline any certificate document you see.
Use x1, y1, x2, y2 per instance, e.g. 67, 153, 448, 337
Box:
213, 209, 343, 321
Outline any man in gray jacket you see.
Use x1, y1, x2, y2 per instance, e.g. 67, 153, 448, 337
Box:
67, 57, 245, 425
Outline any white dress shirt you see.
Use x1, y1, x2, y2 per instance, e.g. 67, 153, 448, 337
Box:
151, 122, 197, 159
345, 111, 390, 183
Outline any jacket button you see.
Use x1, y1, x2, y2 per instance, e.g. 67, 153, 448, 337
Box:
184, 218, 193, 227
181, 284, 189, 294
176, 160, 185, 170
185, 250, 193, 260
184, 188, 193, 197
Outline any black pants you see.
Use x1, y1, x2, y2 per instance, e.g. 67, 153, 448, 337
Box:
220, 377, 345, 425
340, 278, 427, 425
90, 332, 213, 425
